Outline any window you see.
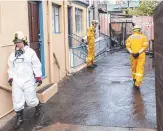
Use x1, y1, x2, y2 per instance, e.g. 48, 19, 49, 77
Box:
88, 11, 91, 27
75, 8, 82, 33
52, 4, 60, 33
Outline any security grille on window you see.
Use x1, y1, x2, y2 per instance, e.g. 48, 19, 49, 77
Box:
52, 5, 60, 33
75, 8, 82, 33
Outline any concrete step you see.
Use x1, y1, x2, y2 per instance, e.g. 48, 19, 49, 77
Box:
0, 88, 13, 119
39, 123, 156, 131
37, 83, 58, 103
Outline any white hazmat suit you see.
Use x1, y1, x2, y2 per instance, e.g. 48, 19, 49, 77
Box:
8, 45, 42, 112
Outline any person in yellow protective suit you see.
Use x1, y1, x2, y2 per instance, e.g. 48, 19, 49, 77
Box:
126, 25, 148, 89
87, 20, 98, 68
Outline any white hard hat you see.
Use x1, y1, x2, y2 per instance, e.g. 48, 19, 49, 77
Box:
91, 20, 98, 24
13, 31, 26, 43
133, 25, 141, 30
96, 20, 99, 24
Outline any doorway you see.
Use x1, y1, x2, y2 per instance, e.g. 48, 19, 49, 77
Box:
28, 1, 45, 76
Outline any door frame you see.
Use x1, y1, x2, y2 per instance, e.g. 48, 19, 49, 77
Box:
68, 6, 72, 48
28, 1, 45, 77
38, 1, 45, 77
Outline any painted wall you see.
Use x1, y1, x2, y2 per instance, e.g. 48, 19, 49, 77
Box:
0, 0, 88, 119
0, 1, 30, 118
43, 0, 88, 83
71, 2, 87, 37
0, 1, 29, 90
0, 0, 61, 118
45, 0, 70, 83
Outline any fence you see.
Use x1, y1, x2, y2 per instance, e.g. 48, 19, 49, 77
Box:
95, 37, 110, 59
99, 13, 154, 54
69, 34, 110, 68
69, 35, 87, 68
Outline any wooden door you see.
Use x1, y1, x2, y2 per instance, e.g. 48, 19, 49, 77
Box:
28, 1, 41, 59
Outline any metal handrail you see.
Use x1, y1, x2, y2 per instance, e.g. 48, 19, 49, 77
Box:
71, 33, 110, 44
68, 34, 87, 68
100, 32, 110, 38
71, 45, 87, 49
68, 34, 87, 46
95, 38, 110, 43
72, 33, 84, 40
69, 33, 110, 68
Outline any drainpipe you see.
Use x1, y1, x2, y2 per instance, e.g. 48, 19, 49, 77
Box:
46, 1, 51, 83
63, 1, 74, 75
87, 2, 92, 28
63, 1, 69, 76
47, 1, 54, 83
94, 1, 99, 38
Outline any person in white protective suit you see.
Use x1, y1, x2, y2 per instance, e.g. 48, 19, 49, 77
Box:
8, 31, 43, 129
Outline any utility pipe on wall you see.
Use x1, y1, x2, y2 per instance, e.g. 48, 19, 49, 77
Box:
63, 1, 69, 76
47, 1, 55, 83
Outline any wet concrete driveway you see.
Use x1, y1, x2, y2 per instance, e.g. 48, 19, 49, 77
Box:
0, 51, 156, 131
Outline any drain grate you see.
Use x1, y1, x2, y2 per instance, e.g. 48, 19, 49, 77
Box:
111, 81, 121, 83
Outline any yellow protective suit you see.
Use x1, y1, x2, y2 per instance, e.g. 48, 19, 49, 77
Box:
87, 25, 95, 66
126, 32, 148, 87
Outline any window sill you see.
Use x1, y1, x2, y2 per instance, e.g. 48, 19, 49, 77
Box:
53, 32, 61, 34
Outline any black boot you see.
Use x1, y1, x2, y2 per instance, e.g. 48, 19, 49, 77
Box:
133, 79, 136, 83
87, 65, 95, 68
14, 110, 24, 129
34, 103, 42, 118
93, 64, 97, 67
134, 83, 140, 90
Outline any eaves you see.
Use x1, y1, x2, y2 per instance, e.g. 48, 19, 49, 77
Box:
69, 0, 89, 7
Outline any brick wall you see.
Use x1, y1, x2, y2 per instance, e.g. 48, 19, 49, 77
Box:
154, 1, 163, 131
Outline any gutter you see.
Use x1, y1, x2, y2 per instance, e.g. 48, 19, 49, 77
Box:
70, 0, 89, 7
63, 0, 69, 78
47, 1, 54, 83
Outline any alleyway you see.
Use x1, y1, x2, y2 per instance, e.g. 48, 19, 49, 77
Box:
0, 50, 156, 131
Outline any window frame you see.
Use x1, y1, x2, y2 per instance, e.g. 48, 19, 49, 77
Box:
52, 4, 61, 34
75, 8, 82, 33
